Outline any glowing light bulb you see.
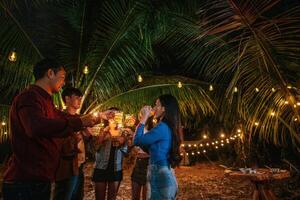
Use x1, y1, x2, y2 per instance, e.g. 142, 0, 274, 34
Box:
271, 88, 276, 92
203, 150, 206, 153
220, 133, 225, 138
209, 85, 214, 91
8, 49, 17, 62
233, 87, 238, 93
255, 88, 259, 92
177, 81, 183, 88
203, 134, 207, 139
137, 75, 143, 82
270, 112, 275, 116
1, 121, 6, 126
254, 122, 259, 126
287, 85, 292, 89
83, 65, 89, 74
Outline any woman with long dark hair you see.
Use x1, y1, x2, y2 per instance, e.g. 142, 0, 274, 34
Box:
133, 94, 182, 200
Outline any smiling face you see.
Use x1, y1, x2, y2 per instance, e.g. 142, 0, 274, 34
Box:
48, 68, 66, 93
153, 98, 165, 119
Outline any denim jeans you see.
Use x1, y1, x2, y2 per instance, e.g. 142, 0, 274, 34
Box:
54, 176, 79, 200
147, 164, 178, 200
2, 181, 51, 200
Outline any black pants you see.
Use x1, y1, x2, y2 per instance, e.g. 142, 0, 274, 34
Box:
2, 181, 51, 200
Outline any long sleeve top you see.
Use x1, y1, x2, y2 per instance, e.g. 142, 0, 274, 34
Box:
4, 85, 83, 182
133, 122, 172, 166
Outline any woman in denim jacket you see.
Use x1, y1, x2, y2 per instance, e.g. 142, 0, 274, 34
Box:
92, 108, 128, 200
134, 94, 182, 200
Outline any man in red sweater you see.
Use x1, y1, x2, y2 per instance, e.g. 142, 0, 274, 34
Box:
2, 58, 113, 200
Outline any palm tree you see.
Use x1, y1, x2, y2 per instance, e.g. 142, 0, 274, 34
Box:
0, 0, 215, 141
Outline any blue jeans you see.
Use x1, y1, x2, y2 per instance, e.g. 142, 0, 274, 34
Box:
54, 176, 79, 200
147, 164, 178, 200
2, 181, 51, 200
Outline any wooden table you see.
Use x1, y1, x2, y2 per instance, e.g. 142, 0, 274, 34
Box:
225, 168, 290, 200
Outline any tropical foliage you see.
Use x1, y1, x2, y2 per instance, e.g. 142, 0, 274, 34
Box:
0, 0, 299, 149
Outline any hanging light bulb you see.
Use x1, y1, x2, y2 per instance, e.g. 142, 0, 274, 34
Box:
220, 133, 225, 138
233, 87, 238, 93
8, 49, 17, 62
270, 112, 275, 116
209, 85, 214, 91
1, 121, 6, 126
294, 118, 298, 122
177, 81, 183, 88
203, 150, 206, 153
237, 129, 241, 133
271, 88, 276, 92
137, 75, 143, 82
202, 134, 208, 139
83, 65, 89, 75
255, 88, 259, 92
4, 131, 7, 135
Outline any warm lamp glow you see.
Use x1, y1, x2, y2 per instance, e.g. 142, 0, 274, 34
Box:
8, 50, 17, 62
233, 87, 238, 93
209, 85, 214, 91
83, 65, 89, 74
177, 81, 183, 88
137, 75, 143, 82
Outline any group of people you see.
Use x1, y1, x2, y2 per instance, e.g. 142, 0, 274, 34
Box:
1, 58, 183, 200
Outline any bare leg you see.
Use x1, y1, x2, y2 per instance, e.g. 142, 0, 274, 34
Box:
132, 181, 142, 200
95, 182, 107, 200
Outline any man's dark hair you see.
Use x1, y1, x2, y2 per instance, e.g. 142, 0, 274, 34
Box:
33, 58, 64, 80
61, 87, 83, 103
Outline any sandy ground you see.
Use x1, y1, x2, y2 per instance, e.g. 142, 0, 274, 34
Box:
83, 162, 253, 200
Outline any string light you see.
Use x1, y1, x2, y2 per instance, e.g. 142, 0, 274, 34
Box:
137, 75, 143, 82
1, 121, 6, 126
287, 85, 292, 89
270, 112, 275, 116
203, 150, 206, 153
206, 143, 210, 146
271, 88, 276, 92
294, 118, 298, 122
284, 101, 289, 105
254, 122, 259, 126
8, 49, 17, 62
197, 151, 200, 154
202, 134, 208, 139
188, 144, 191, 147
237, 129, 241, 133
83, 65, 89, 75
233, 87, 238, 93
220, 133, 225, 138
209, 85, 214, 91
177, 81, 183, 88
255, 88, 259, 92
4, 132, 7, 135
